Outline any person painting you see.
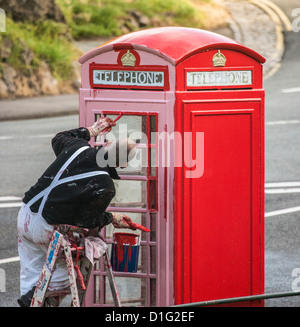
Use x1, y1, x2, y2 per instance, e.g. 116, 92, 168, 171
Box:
17, 117, 136, 307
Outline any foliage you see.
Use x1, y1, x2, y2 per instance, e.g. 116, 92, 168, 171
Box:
55, 0, 207, 40
0, 0, 210, 81
0, 18, 81, 80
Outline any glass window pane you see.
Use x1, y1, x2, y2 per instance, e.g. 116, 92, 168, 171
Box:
150, 278, 156, 307
150, 147, 157, 176
150, 115, 157, 134
94, 114, 147, 144
150, 213, 156, 242
110, 180, 147, 208
94, 274, 103, 304
150, 246, 156, 274
105, 277, 146, 306
105, 115, 147, 142
149, 180, 157, 210
116, 146, 148, 176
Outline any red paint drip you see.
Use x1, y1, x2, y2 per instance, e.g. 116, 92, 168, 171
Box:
113, 233, 138, 272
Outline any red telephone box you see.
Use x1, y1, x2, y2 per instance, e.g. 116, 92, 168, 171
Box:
78, 27, 265, 307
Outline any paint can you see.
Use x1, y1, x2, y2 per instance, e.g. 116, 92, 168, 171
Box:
110, 232, 140, 273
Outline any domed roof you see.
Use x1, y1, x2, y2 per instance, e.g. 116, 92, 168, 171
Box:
79, 27, 266, 65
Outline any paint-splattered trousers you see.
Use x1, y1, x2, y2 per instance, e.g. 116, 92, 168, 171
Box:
17, 203, 70, 296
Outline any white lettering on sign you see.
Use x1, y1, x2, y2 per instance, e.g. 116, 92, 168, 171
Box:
186, 70, 252, 87
93, 70, 165, 87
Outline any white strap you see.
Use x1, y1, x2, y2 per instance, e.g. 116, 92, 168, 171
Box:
27, 171, 109, 209
26, 146, 109, 215
51, 146, 90, 186
37, 146, 90, 214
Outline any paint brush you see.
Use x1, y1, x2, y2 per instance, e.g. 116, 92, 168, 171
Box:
127, 221, 150, 232
113, 112, 123, 123
101, 113, 123, 133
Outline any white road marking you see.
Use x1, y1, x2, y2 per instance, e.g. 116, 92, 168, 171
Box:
265, 188, 300, 194
0, 256, 20, 265
265, 181, 300, 188
0, 202, 22, 208
266, 120, 300, 125
265, 182, 300, 193
0, 136, 13, 141
265, 206, 300, 218
281, 87, 300, 94
0, 196, 22, 202
256, 0, 293, 31
0, 134, 53, 141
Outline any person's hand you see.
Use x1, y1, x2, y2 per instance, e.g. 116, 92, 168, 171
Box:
88, 117, 116, 137
112, 213, 136, 230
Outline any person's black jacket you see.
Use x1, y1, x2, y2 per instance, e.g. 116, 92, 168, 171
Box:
23, 127, 119, 229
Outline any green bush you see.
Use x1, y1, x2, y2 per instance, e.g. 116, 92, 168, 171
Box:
0, 18, 80, 80
55, 0, 207, 40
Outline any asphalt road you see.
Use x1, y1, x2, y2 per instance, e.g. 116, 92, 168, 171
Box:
0, 0, 299, 308
263, 0, 300, 306
0, 115, 78, 307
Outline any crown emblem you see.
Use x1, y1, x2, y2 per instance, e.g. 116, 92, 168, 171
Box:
212, 50, 226, 67
121, 50, 136, 67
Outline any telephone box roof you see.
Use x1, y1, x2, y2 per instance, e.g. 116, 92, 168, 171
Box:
78, 27, 266, 65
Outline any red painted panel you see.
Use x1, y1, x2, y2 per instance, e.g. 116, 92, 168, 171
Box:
191, 113, 252, 300
175, 100, 264, 305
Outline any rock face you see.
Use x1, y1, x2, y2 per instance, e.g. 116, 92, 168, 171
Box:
0, 61, 79, 100
0, 1, 79, 99
0, 0, 65, 23
0, 38, 80, 99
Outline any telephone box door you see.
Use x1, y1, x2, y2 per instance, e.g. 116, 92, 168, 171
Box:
179, 99, 264, 305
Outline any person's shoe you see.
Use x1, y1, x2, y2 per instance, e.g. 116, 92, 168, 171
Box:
17, 286, 36, 307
